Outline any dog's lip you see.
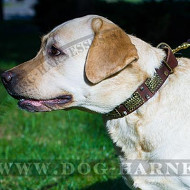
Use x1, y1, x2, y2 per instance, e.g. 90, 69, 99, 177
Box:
18, 95, 72, 101
17, 95, 72, 112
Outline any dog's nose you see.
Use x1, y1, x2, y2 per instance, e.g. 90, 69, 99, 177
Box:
1, 71, 20, 97
1, 71, 13, 85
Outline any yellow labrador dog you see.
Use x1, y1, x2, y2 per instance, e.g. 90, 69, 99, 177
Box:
1, 15, 190, 189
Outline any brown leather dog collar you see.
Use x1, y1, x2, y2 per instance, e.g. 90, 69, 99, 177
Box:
105, 45, 178, 119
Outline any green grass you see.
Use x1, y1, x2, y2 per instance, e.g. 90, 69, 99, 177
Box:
0, 21, 126, 190
0, 83, 124, 189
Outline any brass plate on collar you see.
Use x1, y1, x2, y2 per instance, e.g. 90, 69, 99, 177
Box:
106, 108, 122, 118
124, 92, 145, 113
145, 73, 163, 94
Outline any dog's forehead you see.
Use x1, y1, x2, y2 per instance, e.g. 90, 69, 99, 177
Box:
48, 15, 97, 45
44, 15, 114, 47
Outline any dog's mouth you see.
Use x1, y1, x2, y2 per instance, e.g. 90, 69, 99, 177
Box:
16, 95, 72, 112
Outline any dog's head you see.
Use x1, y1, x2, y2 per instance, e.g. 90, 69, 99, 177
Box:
1, 15, 142, 113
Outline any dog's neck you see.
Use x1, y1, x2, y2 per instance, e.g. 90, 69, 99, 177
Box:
106, 36, 178, 119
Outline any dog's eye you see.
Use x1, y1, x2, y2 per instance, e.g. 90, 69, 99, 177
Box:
49, 45, 61, 56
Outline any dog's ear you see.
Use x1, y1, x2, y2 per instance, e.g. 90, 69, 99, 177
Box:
85, 18, 138, 84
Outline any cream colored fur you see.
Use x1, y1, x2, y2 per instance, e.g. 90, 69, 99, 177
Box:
7, 15, 190, 189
